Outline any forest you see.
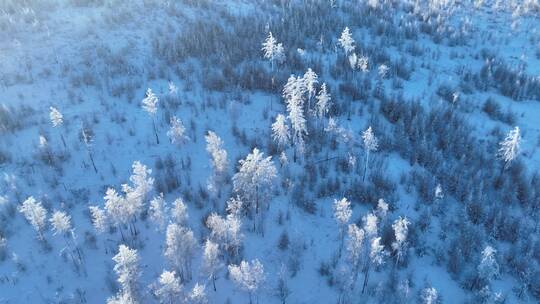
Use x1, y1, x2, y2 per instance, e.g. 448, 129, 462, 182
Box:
0, 0, 540, 303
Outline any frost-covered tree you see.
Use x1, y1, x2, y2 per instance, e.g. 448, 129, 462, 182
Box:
202, 239, 222, 291
188, 283, 208, 304
171, 198, 188, 226
333, 197, 352, 253
375, 199, 389, 222
498, 126, 521, 169
357, 55, 369, 72
154, 270, 182, 304
435, 184, 444, 201
346, 223, 365, 288
89, 205, 109, 234
49, 106, 66, 148
228, 259, 265, 304
362, 126, 379, 182
338, 27, 355, 54
283, 76, 308, 160
315, 83, 331, 120
49, 106, 63, 127
279, 151, 288, 168
477, 245, 499, 286
149, 193, 167, 231
391, 216, 410, 266
81, 125, 98, 173
104, 188, 129, 240
123, 161, 154, 208
19, 196, 47, 240
272, 114, 290, 149
38, 135, 54, 165
275, 264, 291, 304
50, 210, 72, 237
360, 212, 383, 294
206, 211, 243, 260
233, 148, 277, 233
378, 64, 389, 79
141, 88, 160, 144
121, 161, 154, 236
362, 236, 386, 294
110, 245, 141, 303
107, 292, 136, 304
303, 68, 318, 109
205, 131, 229, 195
363, 212, 378, 239
167, 116, 188, 146
421, 287, 438, 304
164, 223, 197, 282
261, 32, 284, 71
168, 82, 178, 96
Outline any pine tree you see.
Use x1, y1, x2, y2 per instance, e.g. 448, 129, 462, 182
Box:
188, 283, 208, 304
19, 196, 47, 240
421, 287, 438, 304
271, 114, 290, 149
303, 68, 318, 109
315, 83, 331, 120
206, 211, 243, 260
171, 198, 188, 226
205, 131, 229, 195
362, 126, 379, 182
154, 270, 182, 304
104, 188, 129, 241
363, 212, 378, 239
228, 259, 265, 304
49, 106, 67, 148
141, 88, 160, 144
361, 212, 383, 294
261, 32, 285, 71
81, 125, 98, 173
346, 223, 365, 289
378, 64, 389, 79
168, 82, 178, 95
333, 197, 352, 255
391, 216, 410, 266
357, 55, 369, 72
375, 199, 389, 221
49, 106, 63, 127
50, 210, 72, 236
164, 223, 197, 282
89, 205, 109, 234
167, 116, 188, 145
498, 126, 521, 169
51, 211, 80, 266
111, 245, 141, 303
361, 236, 386, 294
338, 27, 355, 54
283, 76, 308, 160
149, 193, 167, 231
122, 161, 154, 236
477, 245, 499, 287
202, 239, 222, 291
232, 148, 277, 234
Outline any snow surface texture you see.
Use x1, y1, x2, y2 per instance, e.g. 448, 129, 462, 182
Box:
1, 0, 540, 303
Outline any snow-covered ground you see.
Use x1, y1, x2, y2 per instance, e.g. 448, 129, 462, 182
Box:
1, 1, 540, 303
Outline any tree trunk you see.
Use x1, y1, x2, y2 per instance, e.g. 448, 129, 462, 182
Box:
362, 151, 370, 182
362, 265, 370, 294
152, 118, 160, 145
60, 133, 67, 149
88, 150, 98, 173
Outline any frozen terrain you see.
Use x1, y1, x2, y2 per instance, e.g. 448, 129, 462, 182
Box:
1, 1, 540, 303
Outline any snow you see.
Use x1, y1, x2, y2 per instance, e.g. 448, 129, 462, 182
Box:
1, 1, 539, 303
